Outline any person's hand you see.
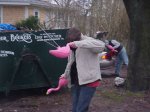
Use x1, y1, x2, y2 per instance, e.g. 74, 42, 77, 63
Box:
106, 45, 113, 50
59, 74, 66, 79
112, 49, 118, 53
106, 45, 118, 53
68, 42, 77, 48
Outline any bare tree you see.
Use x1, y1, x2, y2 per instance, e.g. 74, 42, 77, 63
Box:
47, 0, 74, 28
47, 0, 130, 45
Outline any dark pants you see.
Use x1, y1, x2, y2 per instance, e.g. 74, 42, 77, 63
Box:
71, 85, 96, 112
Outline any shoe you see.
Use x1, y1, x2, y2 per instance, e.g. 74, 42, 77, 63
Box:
112, 73, 119, 77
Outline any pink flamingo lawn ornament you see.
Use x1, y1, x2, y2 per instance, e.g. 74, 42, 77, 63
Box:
46, 77, 68, 95
37, 24, 70, 58
49, 44, 70, 58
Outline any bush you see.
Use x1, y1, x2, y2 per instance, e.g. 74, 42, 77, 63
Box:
15, 16, 39, 30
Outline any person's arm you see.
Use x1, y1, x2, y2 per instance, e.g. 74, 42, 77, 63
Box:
105, 40, 118, 52
111, 40, 120, 49
61, 51, 74, 78
104, 40, 109, 45
73, 39, 105, 53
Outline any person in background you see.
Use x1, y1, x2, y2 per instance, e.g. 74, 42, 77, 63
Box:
96, 31, 129, 77
60, 28, 105, 112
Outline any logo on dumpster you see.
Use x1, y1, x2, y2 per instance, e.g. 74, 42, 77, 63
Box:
10, 34, 32, 43
35, 33, 64, 42
0, 32, 65, 43
0, 36, 9, 42
0, 50, 14, 57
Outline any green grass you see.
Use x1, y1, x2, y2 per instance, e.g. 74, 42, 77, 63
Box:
125, 90, 145, 97
95, 89, 145, 102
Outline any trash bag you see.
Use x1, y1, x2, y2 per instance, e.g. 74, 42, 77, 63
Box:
114, 77, 125, 87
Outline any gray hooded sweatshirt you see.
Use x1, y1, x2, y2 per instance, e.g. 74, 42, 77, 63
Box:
63, 34, 105, 87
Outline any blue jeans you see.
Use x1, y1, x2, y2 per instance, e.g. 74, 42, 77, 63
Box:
115, 47, 129, 76
71, 85, 96, 112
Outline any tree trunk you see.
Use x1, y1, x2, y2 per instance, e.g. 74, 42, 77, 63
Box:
123, 0, 150, 91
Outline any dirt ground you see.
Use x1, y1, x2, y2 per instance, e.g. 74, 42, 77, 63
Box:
0, 67, 150, 112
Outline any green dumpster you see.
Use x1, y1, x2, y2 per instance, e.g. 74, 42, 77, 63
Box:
0, 29, 68, 94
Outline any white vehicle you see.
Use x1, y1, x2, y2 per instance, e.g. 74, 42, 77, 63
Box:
99, 52, 115, 68
99, 52, 116, 77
